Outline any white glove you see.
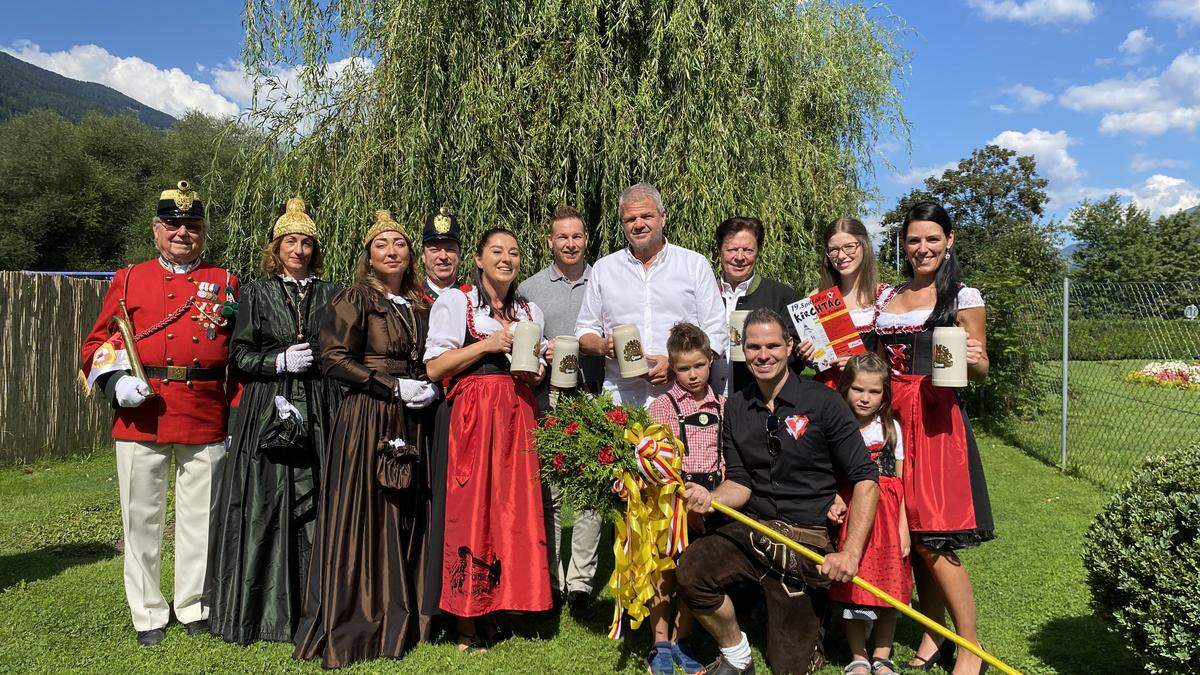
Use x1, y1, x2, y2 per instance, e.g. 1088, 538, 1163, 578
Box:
396, 378, 439, 409
276, 342, 314, 373
114, 375, 152, 408
273, 395, 304, 422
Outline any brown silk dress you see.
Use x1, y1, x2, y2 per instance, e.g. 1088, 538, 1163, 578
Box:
292, 285, 431, 669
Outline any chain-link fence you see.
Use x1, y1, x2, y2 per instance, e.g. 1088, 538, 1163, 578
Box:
1005, 280, 1200, 490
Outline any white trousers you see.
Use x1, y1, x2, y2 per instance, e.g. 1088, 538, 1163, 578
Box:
114, 440, 224, 631
546, 485, 604, 594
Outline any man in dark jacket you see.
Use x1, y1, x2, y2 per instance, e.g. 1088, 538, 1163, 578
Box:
713, 216, 801, 395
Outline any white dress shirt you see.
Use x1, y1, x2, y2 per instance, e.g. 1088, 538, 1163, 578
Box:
575, 240, 726, 407
425, 287, 546, 361
714, 274, 755, 396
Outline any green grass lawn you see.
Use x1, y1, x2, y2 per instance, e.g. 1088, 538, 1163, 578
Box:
0, 434, 1137, 674
1002, 359, 1200, 490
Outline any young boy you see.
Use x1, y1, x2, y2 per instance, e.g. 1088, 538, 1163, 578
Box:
642, 322, 725, 675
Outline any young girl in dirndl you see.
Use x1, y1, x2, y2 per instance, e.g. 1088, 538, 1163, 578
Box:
831, 353, 911, 675
874, 201, 994, 675
424, 227, 551, 652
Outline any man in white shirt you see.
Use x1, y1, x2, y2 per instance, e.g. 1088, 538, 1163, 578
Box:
575, 183, 726, 407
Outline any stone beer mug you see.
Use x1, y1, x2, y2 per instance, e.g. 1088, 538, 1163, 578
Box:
510, 321, 543, 374
729, 310, 750, 362
612, 323, 650, 378
550, 335, 580, 388
931, 326, 968, 387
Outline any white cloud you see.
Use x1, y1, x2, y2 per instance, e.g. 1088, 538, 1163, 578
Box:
990, 128, 1083, 183
892, 161, 958, 184
1060, 77, 1160, 111
1060, 49, 1200, 135
1130, 154, 1189, 172
966, 0, 1096, 25
991, 83, 1053, 113
1128, 174, 1200, 216
1, 40, 239, 118
1119, 28, 1155, 59
210, 57, 372, 111
1146, 0, 1200, 24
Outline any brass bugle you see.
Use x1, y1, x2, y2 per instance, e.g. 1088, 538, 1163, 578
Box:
109, 299, 156, 399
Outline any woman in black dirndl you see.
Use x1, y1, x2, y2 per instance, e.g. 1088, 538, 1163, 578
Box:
874, 201, 994, 675
207, 198, 340, 645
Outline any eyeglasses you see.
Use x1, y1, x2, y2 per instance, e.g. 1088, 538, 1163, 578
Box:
765, 414, 781, 458
825, 241, 862, 259
158, 220, 204, 234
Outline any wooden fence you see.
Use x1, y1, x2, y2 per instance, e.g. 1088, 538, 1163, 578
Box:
0, 272, 112, 463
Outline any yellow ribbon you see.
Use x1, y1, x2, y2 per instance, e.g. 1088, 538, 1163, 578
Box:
607, 423, 689, 638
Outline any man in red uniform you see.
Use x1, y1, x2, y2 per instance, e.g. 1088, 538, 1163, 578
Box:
79, 181, 238, 647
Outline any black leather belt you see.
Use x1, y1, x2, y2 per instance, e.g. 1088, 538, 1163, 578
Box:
144, 365, 224, 382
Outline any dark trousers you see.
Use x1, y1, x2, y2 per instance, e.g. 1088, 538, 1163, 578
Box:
676, 521, 828, 675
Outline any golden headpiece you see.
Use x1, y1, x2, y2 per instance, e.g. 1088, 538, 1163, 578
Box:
272, 197, 319, 241
362, 210, 408, 246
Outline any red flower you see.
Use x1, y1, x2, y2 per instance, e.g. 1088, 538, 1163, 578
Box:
543, 416, 559, 428
565, 422, 580, 435
552, 453, 566, 471
605, 408, 629, 426
597, 445, 616, 465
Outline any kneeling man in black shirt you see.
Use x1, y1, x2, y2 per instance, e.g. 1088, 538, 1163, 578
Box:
678, 308, 879, 675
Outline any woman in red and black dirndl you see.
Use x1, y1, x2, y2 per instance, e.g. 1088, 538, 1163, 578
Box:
874, 201, 994, 673
423, 228, 551, 651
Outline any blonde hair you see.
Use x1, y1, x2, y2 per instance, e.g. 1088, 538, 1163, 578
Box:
818, 217, 880, 308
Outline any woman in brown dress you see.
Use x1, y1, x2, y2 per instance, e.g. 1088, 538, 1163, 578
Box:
292, 211, 439, 668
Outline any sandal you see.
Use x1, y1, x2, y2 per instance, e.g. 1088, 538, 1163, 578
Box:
456, 632, 488, 654
870, 657, 897, 674
843, 660, 871, 675
908, 639, 955, 670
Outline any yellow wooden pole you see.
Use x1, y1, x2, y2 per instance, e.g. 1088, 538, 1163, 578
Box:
708, 501, 1022, 675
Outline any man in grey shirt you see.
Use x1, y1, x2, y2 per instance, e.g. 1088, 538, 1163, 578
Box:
518, 205, 605, 617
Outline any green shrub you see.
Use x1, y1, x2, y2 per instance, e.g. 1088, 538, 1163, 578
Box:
1083, 445, 1200, 674
1069, 318, 1199, 361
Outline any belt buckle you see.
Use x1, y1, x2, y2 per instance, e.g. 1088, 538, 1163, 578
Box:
166, 365, 188, 381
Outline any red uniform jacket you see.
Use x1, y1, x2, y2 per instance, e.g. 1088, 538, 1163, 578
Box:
80, 259, 239, 445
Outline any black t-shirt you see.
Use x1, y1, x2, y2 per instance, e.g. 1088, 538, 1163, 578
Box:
722, 373, 878, 526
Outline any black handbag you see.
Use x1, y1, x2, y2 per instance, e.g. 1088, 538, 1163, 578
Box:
260, 376, 310, 453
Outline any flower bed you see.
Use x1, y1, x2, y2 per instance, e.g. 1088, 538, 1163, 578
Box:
1125, 361, 1200, 391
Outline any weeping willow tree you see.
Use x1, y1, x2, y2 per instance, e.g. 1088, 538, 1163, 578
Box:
224, 0, 907, 285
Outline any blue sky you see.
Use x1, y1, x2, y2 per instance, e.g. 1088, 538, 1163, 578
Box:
3, 0, 1198, 226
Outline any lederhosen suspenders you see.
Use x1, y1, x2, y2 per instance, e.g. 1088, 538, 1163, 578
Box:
666, 395, 723, 490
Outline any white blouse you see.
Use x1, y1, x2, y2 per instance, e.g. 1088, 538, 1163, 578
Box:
424, 287, 546, 362
875, 285, 984, 331
861, 416, 905, 460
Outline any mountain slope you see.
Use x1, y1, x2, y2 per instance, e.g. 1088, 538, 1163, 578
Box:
0, 51, 175, 128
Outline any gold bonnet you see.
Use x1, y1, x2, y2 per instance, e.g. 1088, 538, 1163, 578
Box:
272, 197, 319, 241
363, 210, 408, 246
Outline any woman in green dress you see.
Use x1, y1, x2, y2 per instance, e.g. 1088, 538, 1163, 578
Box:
207, 197, 341, 644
